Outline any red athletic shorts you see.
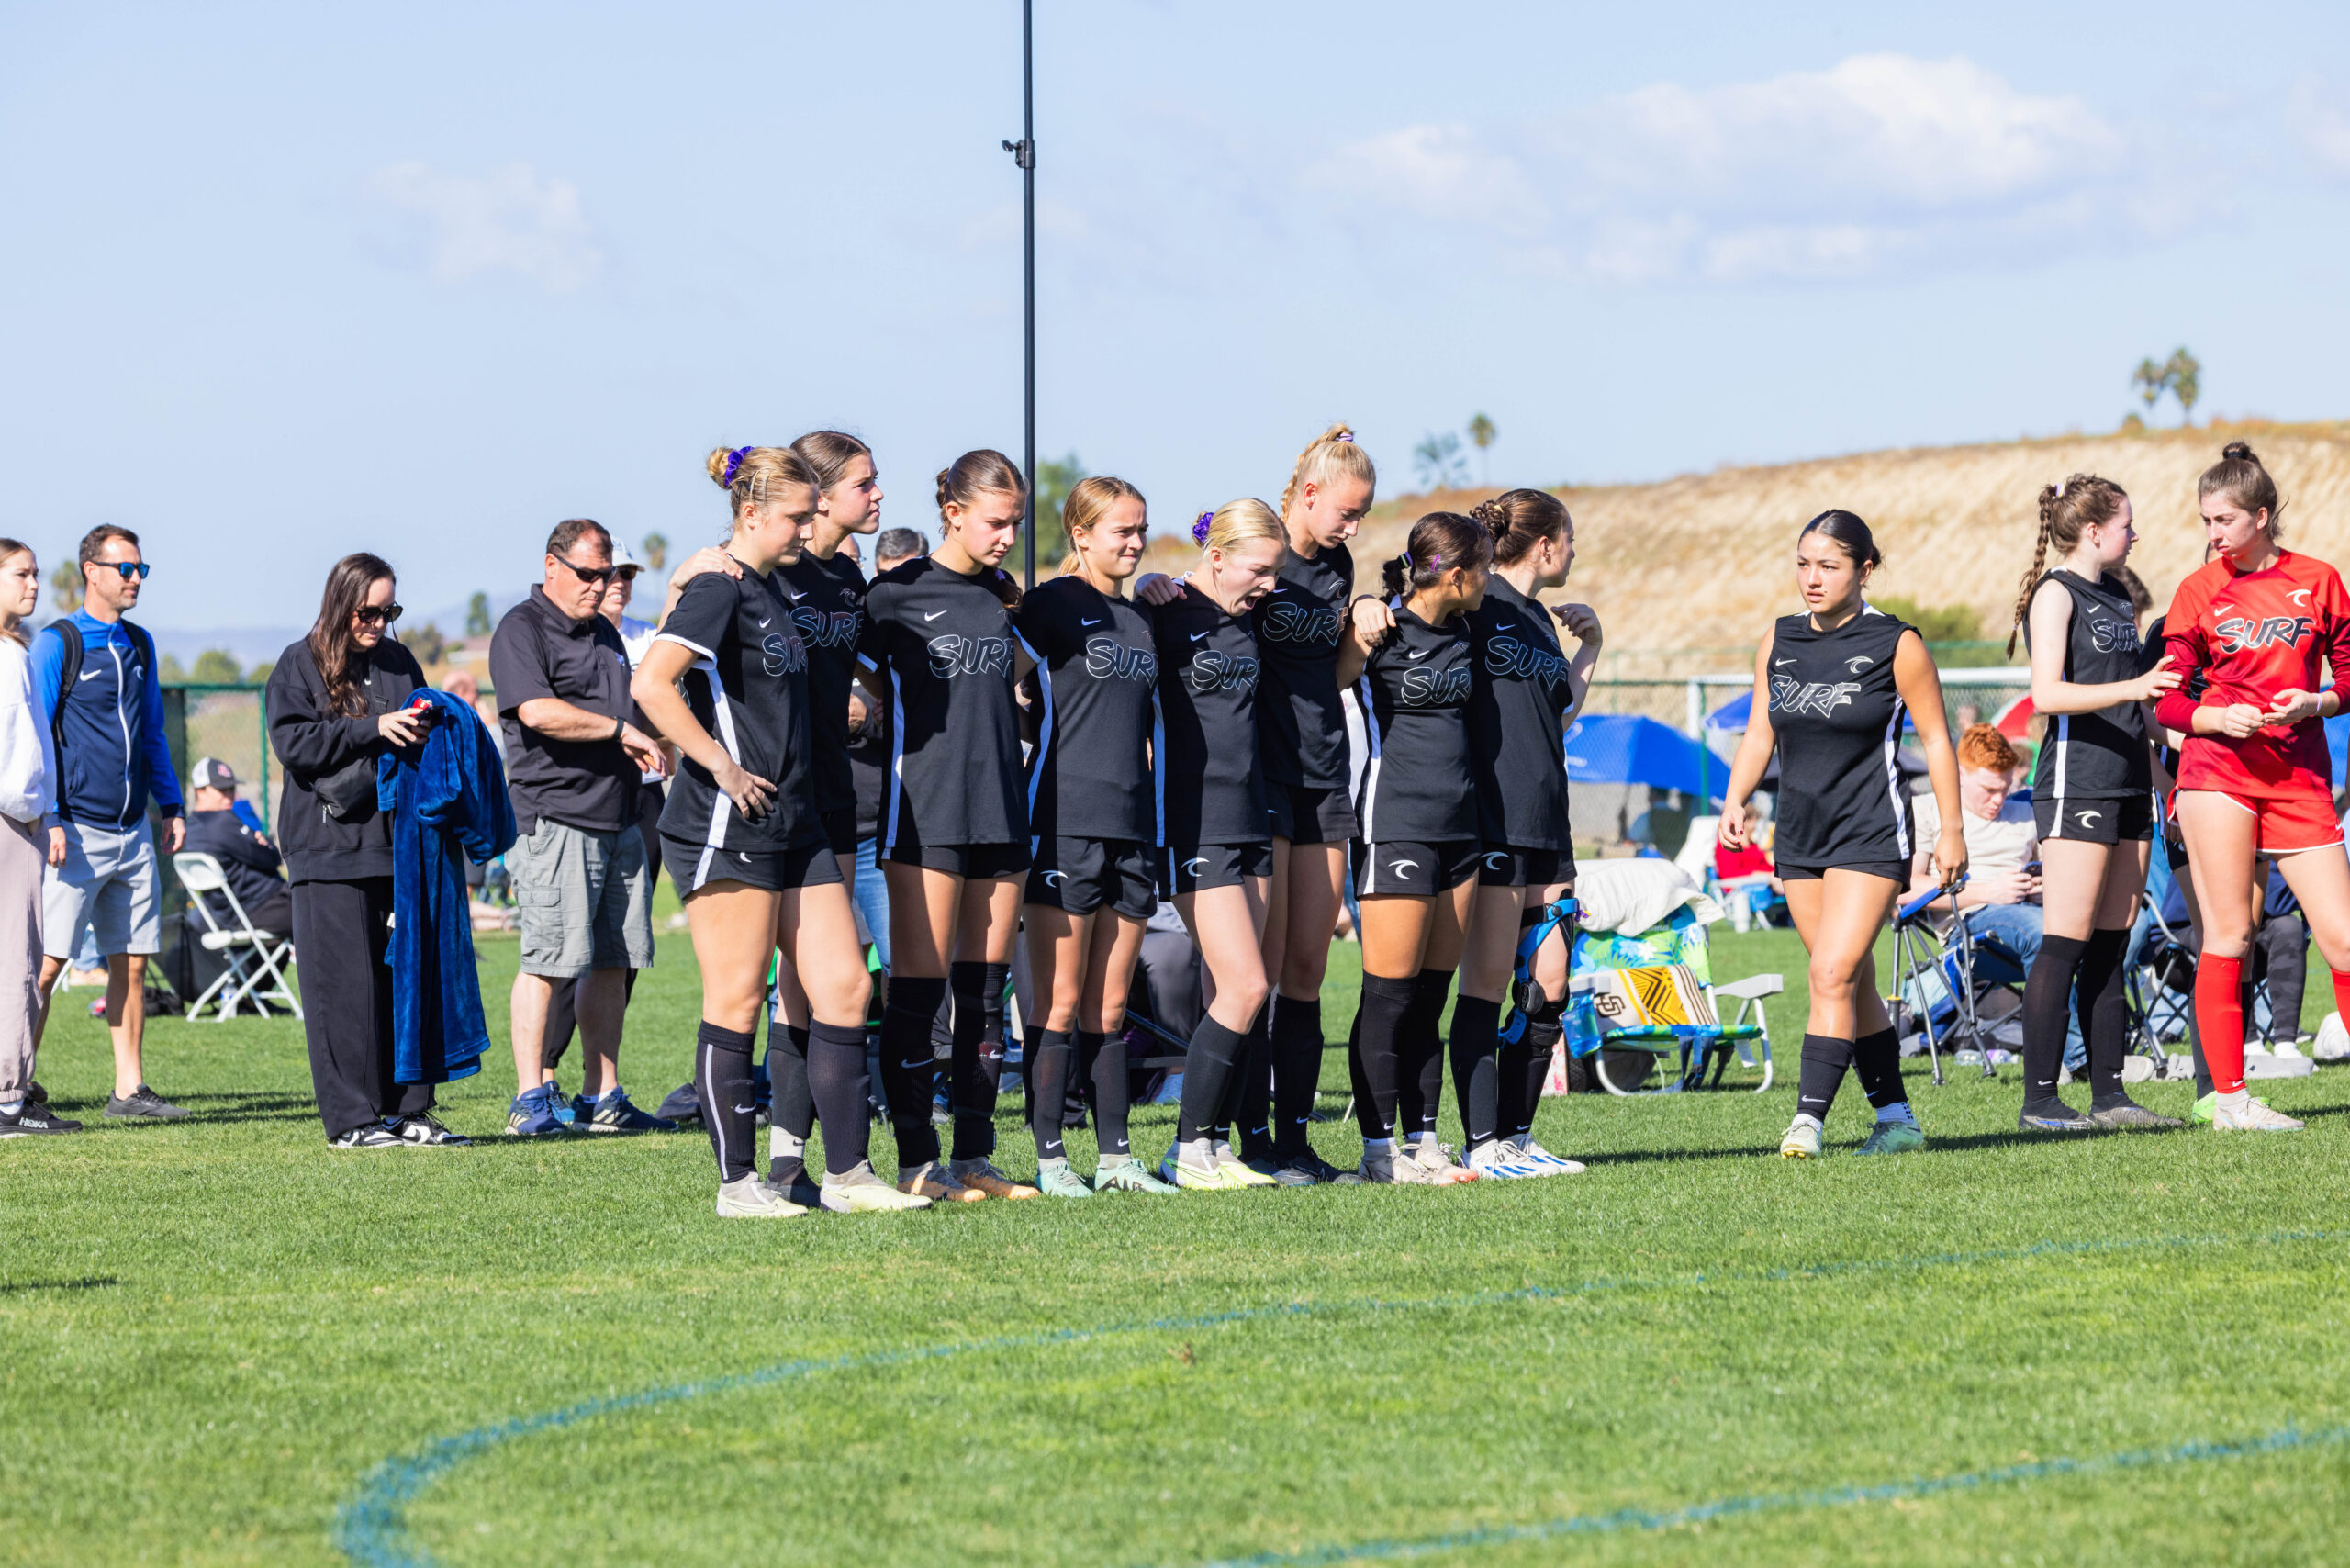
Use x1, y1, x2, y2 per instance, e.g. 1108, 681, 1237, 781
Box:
2185, 790, 2345, 854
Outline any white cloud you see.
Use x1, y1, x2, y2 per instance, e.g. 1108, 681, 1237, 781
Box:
1310, 54, 2178, 284
2290, 79, 2350, 176
366, 162, 602, 292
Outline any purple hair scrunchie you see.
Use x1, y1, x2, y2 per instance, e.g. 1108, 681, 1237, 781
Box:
722, 445, 752, 485
1192, 510, 1214, 544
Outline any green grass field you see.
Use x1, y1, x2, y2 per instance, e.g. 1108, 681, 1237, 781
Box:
6, 911, 2349, 1566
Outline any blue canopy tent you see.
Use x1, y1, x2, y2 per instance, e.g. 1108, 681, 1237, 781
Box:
1565, 714, 1726, 804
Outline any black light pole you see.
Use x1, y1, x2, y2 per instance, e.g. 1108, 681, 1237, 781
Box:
1002, 0, 1035, 588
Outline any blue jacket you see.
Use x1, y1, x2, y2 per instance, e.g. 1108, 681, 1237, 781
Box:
31, 611, 182, 829
375, 689, 518, 1084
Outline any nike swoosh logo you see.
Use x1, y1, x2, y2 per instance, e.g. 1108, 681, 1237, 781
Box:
758, 618, 772, 628
78, 670, 100, 682
1081, 618, 1104, 627
1190, 630, 1210, 641
923, 610, 949, 622
898, 1058, 932, 1072
1405, 648, 1431, 659
1775, 658, 1796, 667
732, 1103, 759, 1115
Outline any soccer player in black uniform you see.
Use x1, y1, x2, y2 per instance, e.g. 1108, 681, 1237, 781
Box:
1334, 512, 1494, 1185
2009, 474, 2182, 1132
1144, 499, 1290, 1190
856, 450, 1040, 1203
1718, 510, 1966, 1159
1133, 423, 1381, 1182
630, 445, 920, 1218
1456, 490, 1602, 1179
1017, 476, 1175, 1195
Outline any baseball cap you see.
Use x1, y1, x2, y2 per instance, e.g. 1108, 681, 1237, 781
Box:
609, 540, 644, 575
189, 757, 237, 794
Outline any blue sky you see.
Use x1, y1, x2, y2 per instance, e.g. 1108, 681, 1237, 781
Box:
5, 0, 2350, 639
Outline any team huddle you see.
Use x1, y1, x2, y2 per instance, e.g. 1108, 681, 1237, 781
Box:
633, 427, 2338, 1219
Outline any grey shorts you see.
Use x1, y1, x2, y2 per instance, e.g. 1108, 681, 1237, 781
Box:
508, 818, 655, 979
43, 820, 161, 958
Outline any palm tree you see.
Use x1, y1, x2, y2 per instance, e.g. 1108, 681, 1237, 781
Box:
1466, 413, 1497, 484
2164, 348, 2201, 426
2130, 357, 2166, 419
1414, 432, 1467, 491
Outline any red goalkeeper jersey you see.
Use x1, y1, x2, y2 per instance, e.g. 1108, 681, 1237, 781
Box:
2158, 551, 2350, 800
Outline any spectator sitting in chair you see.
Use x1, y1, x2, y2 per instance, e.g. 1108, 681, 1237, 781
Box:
1906, 724, 2041, 956
183, 757, 291, 938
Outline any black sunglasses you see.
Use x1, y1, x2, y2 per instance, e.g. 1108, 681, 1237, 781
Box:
353, 602, 404, 626
103, 561, 151, 581
554, 555, 618, 587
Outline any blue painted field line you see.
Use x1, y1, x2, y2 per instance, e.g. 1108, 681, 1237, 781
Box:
1188, 1424, 2350, 1568
334, 1226, 2346, 1567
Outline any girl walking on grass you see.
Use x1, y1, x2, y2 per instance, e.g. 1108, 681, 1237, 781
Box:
2008, 474, 2183, 1133
1719, 510, 1966, 1159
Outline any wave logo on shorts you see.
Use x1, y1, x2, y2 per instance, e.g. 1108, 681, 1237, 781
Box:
1183, 650, 1258, 694
760, 630, 809, 678
1182, 857, 1208, 874
1082, 637, 1157, 684
926, 635, 1013, 678
1768, 675, 1861, 717
1258, 602, 1341, 646
1042, 870, 1066, 886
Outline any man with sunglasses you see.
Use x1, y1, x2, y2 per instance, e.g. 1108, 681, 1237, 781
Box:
490, 518, 669, 1137
28, 525, 187, 1120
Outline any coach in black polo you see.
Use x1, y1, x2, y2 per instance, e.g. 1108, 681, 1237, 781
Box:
489, 518, 671, 1137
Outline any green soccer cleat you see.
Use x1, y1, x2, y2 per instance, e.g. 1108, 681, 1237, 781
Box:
2190, 1091, 2217, 1126
1034, 1157, 1096, 1198
1092, 1154, 1179, 1193
1855, 1121, 1927, 1156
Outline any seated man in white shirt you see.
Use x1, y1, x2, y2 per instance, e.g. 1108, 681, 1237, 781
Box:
1906, 724, 2062, 1032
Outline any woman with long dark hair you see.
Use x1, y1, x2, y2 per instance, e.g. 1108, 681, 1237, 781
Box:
1718, 510, 1965, 1159
267, 554, 457, 1147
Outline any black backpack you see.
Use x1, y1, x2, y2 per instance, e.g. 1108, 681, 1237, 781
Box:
47, 617, 159, 824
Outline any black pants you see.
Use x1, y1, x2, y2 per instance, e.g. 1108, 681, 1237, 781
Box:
293, 877, 432, 1137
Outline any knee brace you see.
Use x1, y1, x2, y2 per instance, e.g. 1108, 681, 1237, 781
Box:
1501, 896, 1579, 1044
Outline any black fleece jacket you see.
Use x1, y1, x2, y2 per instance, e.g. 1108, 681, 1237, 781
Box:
265, 637, 424, 883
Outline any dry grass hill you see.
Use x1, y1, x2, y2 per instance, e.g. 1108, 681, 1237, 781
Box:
1340, 420, 2350, 668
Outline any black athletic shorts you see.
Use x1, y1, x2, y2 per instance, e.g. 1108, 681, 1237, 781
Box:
662, 834, 844, 895
1353, 839, 1481, 898
1475, 845, 1574, 890
1158, 841, 1272, 899
820, 805, 860, 857
1268, 784, 1356, 846
883, 839, 1033, 879
1027, 836, 1155, 920
2033, 792, 2154, 846
1778, 860, 1908, 886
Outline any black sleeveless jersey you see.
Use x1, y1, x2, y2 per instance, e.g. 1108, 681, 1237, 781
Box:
1253, 543, 1353, 789
1355, 603, 1477, 844
2022, 569, 2151, 801
655, 564, 819, 852
1765, 608, 1914, 868
856, 557, 1029, 850
1467, 577, 1576, 851
1016, 576, 1157, 843
779, 548, 867, 815
1146, 584, 1268, 846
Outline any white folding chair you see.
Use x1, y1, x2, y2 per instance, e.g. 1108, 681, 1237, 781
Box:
172, 852, 303, 1021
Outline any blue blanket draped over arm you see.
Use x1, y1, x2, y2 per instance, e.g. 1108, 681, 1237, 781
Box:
376, 688, 519, 1084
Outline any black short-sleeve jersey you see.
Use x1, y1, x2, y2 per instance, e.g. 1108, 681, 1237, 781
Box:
1467, 577, 1577, 851
2023, 569, 2153, 802
1253, 543, 1353, 789
779, 548, 867, 816
1146, 585, 1268, 846
856, 557, 1029, 850
1355, 603, 1477, 844
1766, 607, 1915, 868
1017, 577, 1156, 843
655, 564, 818, 853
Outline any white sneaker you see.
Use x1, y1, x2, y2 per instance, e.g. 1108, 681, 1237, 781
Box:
1511, 1135, 1587, 1175
716, 1175, 808, 1217
822, 1159, 934, 1213
2270, 1039, 2308, 1060
1410, 1136, 1477, 1183
2212, 1092, 2306, 1132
